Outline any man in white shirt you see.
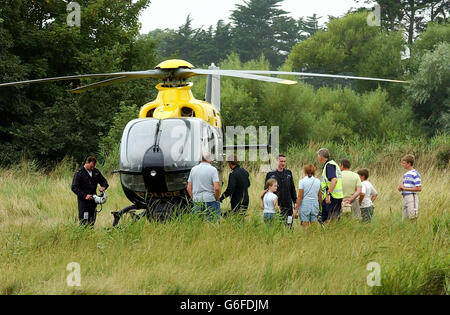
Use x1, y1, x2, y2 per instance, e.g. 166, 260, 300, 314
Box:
357, 169, 378, 222
187, 152, 221, 221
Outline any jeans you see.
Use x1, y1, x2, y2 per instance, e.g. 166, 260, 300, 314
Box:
193, 201, 221, 222
322, 196, 342, 222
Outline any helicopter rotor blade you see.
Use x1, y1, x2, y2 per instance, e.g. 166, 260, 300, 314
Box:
0, 70, 165, 88
177, 69, 297, 85
70, 76, 137, 93
236, 70, 408, 84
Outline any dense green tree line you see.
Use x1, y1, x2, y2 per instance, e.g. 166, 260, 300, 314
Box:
0, 0, 158, 164
0, 0, 448, 166
150, 0, 321, 69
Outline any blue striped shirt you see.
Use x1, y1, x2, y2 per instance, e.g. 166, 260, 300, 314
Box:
402, 169, 421, 196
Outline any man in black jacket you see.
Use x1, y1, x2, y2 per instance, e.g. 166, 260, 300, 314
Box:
71, 156, 109, 227
220, 155, 250, 217
264, 154, 297, 225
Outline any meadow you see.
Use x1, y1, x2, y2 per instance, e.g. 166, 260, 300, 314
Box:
0, 138, 449, 295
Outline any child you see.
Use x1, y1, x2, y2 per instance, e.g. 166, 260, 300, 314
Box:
357, 169, 378, 222
397, 154, 422, 221
260, 179, 279, 223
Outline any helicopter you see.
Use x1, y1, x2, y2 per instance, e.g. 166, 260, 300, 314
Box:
0, 59, 407, 225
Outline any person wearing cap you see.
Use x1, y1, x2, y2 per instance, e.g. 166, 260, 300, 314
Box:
187, 152, 221, 221
71, 156, 109, 227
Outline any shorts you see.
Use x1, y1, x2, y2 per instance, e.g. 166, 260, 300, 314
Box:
263, 212, 278, 223
360, 206, 374, 222
402, 194, 419, 220
299, 199, 319, 222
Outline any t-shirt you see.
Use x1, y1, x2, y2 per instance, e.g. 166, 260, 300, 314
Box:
402, 169, 421, 196
298, 176, 321, 201
325, 160, 337, 181
263, 191, 278, 214
361, 180, 377, 208
188, 162, 219, 202
342, 170, 362, 198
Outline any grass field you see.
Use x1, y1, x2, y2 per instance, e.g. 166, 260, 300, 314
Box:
0, 142, 449, 295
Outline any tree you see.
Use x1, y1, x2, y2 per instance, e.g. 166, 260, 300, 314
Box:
0, 0, 154, 164
407, 42, 449, 134
357, 0, 449, 44
230, 0, 303, 68
286, 12, 405, 93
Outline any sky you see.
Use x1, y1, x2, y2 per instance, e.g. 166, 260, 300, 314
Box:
139, 0, 370, 34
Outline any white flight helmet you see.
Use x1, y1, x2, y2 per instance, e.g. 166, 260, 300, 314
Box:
93, 191, 107, 204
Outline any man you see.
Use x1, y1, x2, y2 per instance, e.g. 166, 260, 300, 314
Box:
317, 148, 344, 222
220, 155, 250, 217
264, 154, 297, 225
340, 159, 362, 220
187, 152, 221, 221
71, 156, 109, 227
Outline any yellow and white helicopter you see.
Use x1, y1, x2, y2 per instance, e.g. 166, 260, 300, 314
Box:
0, 59, 407, 224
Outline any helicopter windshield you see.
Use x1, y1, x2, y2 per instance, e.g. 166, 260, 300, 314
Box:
120, 118, 158, 172
119, 118, 206, 173
159, 119, 204, 171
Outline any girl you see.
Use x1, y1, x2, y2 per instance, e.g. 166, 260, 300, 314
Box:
261, 179, 280, 223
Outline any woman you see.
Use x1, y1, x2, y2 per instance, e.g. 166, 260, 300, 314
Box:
294, 164, 322, 227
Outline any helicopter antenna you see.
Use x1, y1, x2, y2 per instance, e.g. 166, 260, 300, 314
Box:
205, 63, 221, 111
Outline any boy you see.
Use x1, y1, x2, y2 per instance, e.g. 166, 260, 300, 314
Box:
357, 169, 378, 222
398, 154, 422, 221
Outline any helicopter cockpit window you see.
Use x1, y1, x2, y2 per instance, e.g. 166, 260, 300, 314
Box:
159, 119, 203, 171
120, 119, 158, 172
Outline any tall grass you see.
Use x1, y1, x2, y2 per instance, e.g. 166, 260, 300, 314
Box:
0, 139, 449, 294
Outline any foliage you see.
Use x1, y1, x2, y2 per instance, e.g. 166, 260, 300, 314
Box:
0, 138, 449, 294
287, 12, 406, 94
0, 0, 155, 165
357, 0, 449, 44
148, 0, 320, 69
407, 42, 450, 135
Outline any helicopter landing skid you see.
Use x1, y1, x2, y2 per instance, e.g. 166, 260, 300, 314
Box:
111, 204, 143, 227
112, 201, 182, 226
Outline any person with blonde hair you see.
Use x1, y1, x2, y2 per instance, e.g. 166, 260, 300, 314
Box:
260, 179, 279, 223
294, 164, 321, 227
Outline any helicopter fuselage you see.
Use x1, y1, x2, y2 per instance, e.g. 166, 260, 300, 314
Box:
117, 80, 225, 213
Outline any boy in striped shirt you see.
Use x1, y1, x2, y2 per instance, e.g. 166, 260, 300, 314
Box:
397, 154, 422, 220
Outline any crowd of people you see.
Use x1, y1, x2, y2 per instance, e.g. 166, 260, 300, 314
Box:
71, 150, 422, 227
187, 149, 422, 227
